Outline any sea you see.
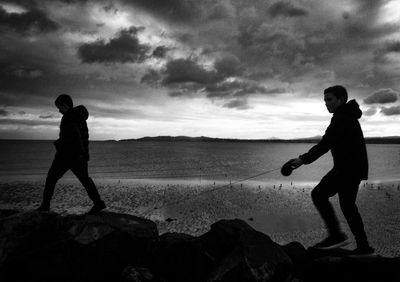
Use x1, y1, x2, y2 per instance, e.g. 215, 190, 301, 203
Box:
0, 140, 399, 184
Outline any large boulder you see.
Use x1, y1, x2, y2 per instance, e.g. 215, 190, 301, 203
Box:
3, 209, 400, 282
0, 209, 19, 220
148, 219, 293, 282
0, 210, 62, 267
281, 241, 307, 265
0, 210, 158, 282
121, 266, 164, 282
200, 219, 293, 282
303, 247, 400, 282
147, 232, 214, 282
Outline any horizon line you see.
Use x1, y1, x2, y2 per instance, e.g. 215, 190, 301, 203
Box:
1, 135, 400, 142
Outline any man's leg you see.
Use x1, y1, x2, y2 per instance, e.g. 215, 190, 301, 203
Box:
311, 171, 343, 237
70, 158, 104, 207
338, 179, 370, 248
39, 155, 69, 210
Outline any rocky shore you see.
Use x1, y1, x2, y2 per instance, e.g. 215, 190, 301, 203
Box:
1, 209, 399, 282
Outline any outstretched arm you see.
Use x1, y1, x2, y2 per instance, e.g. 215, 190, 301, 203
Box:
299, 117, 342, 164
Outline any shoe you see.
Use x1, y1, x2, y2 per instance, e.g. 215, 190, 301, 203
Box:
87, 200, 106, 214
37, 203, 50, 212
313, 233, 350, 250
349, 245, 375, 256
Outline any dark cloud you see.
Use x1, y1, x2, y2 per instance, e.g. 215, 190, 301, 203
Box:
359, 67, 399, 90
2, 65, 43, 78
364, 89, 398, 104
0, 6, 59, 34
168, 90, 185, 97
0, 118, 57, 126
381, 106, 400, 116
374, 41, 400, 62
58, 0, 90, 3
39, 114, 56, 119
354, 0, 389, 14
268, 1, 308, 18
121, 0, 202, 24
228, 0, 397, 88
382, 41, 400, 53
141, 69, 162, 86
141, 55, 286, 103
205, 80, 282, 98
151, 46, 169, 58
0, 109, 9, 116
339, 0, 397, 44
223, 99, 251, 110
78, 26, 151, 64
363, 107, 377, 116
214, 55, 242, 77
235, 20, 310, 79
343, 20, 398, 43
207, 3, 231, 20
175, 32, 195, 44
163, 58, 223, 85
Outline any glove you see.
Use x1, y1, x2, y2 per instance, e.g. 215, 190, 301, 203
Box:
281, 158, 302, 176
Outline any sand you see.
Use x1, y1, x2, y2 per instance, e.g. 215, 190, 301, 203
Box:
0, 176, 400, 257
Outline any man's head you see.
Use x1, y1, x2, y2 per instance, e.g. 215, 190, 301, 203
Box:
55, 94, 73, 115
323, 85, 348, 113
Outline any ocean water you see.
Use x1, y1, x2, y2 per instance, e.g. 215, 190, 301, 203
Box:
0, 140, 399, 183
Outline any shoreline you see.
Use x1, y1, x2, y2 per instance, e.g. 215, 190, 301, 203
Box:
1, 177, 400, 257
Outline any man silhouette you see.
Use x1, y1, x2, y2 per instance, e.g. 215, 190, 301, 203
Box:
286, 85, 374, 255
38, 94, 106, 214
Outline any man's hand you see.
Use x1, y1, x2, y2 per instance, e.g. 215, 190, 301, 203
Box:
281, 158, 303, 176
290, 158, 303, 169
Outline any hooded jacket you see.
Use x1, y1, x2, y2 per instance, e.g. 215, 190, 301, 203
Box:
299, 100, 368, 180
54, 105, 90, 160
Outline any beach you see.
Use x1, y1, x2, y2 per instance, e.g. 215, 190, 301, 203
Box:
1, 176, 400, 257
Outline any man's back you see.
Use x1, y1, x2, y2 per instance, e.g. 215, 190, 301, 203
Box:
330, 100, 368, 179
57, 105, 89, 159
300, 100, 368, 180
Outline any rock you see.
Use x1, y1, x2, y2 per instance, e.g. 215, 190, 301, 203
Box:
281, 241, 308, 281
281, 241, 307, 264
2, 209, 400, 282
148, 219, 293, 282
0, 209, 20, 220
0, 210, 62, 267
200, 219, 293, 282
121, 266, 164, 282
0, 210, 158, 282
147, 232, 213, 282
303, 247, 400, 282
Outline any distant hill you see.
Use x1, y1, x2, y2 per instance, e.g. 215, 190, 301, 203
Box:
119, 136, 400, 144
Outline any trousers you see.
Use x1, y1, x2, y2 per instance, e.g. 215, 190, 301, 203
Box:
42, 154, 101, 205
311, 169, 369, 247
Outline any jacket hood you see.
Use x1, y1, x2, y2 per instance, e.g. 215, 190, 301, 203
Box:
335, 99, 362, 119
65, 105, 89, 121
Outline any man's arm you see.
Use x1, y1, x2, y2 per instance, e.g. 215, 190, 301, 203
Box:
299, 117, 342, 164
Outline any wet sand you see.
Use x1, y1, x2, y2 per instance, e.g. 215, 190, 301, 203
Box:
0, 176, 399, 257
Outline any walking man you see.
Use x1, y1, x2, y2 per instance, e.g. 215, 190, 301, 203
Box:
285, 85, 374, 255
38, 94, 106, 214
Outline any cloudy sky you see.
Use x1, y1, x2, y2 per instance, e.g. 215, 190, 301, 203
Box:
0, 0, 399, 140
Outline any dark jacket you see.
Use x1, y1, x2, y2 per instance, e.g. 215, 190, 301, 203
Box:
54, 105, 90, 160
299, 100, 368, 180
